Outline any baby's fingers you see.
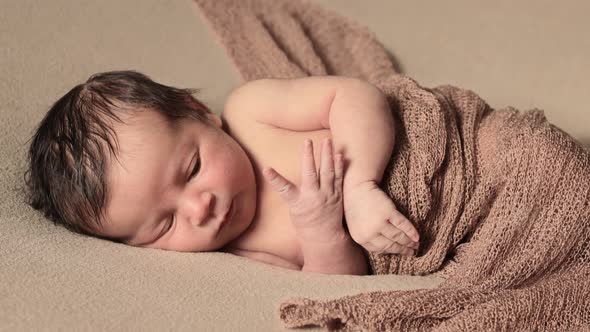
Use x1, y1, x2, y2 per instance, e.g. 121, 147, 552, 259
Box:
381, 223, 419, 250
389, 209, 420, 242
364, 236, 415, 256
301, 139, 319, 190
319, 138, 335, 192
263, 167, 298, 203
334, 153, 344, 193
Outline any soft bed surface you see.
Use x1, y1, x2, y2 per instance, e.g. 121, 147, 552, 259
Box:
1, 1, 587, 331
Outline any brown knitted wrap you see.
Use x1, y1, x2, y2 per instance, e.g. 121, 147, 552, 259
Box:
194, 0, 590, 330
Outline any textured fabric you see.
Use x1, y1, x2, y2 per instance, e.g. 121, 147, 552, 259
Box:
194, 0, 590, 330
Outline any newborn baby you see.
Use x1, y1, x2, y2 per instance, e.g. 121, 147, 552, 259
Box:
25, 71, 420, 275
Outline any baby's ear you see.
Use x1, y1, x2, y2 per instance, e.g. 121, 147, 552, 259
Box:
205, 112, 222, 128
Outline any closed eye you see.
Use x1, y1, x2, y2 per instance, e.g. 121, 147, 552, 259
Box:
162, 216, 174, 236
157, 154, 199, 242
189, 156, 201, 180
160, 154, 199, 239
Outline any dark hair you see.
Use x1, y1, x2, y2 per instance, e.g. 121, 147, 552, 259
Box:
24, 70, 211, 238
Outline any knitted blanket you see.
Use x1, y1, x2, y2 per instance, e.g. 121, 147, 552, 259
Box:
194, 0, 590, 330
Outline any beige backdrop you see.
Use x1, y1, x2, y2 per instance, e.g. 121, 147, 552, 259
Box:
1, 1, 588, 331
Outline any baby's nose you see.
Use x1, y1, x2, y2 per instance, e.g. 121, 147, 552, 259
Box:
186, 192, 214, 227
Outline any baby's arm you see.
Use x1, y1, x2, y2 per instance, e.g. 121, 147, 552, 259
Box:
225, 76, 394, 188
225, 76, 418, 256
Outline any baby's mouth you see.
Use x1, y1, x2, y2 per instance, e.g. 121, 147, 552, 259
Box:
217, 199, 234, 231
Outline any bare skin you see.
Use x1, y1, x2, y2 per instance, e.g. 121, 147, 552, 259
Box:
98, 76, 420, 274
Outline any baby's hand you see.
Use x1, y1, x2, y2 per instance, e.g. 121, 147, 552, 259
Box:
344, 181, 420, 256
263, 138, 346, 244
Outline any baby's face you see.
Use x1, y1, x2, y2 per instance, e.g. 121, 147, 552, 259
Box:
97, 109, 257, 252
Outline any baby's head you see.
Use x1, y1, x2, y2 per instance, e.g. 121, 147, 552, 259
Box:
25, 70, 257, 252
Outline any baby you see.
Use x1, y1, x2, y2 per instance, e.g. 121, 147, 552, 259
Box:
25, 70, 420, 275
